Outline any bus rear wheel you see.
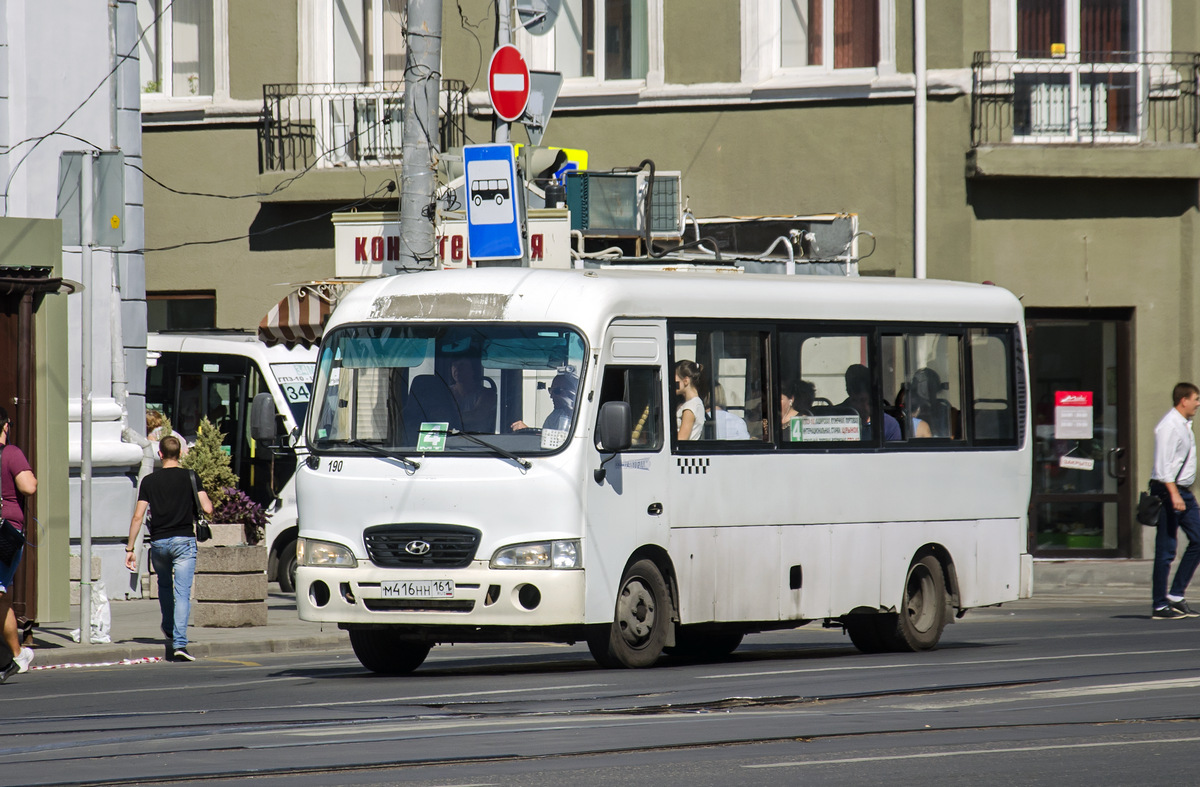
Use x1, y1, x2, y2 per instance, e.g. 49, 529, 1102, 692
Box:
348, 629, 432, 674
886, 555, 947, 652
588, 559, 670, 668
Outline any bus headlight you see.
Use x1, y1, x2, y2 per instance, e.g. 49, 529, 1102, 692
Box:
297, 537, 357, 568
490, 540, 581, 569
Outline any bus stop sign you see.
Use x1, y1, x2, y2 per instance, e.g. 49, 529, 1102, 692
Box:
488, 44, 530, 122
464, 144, 523, 261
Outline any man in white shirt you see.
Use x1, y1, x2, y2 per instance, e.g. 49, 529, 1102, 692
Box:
1151, 382, 1200, 619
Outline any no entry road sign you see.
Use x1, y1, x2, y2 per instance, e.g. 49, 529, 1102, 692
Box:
488, 44, 530, 123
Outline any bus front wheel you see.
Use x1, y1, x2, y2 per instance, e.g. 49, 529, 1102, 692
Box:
589, 559, 670, 668
349, 629, 432, 674
277, 538, 298, 593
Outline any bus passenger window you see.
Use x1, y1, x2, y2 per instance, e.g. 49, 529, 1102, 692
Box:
884, 333, 965, 441
969, 329, 1017, 443
779, 332, 878, 444
670, 328, 767, 443
597, 366, 663, 451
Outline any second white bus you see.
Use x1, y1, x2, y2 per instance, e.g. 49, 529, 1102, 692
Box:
291, 268, 1033, 672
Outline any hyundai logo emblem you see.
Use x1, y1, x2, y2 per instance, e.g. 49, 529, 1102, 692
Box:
405, 540, 432, 556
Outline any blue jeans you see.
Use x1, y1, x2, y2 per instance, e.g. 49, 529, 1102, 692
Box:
0, 544, 22, 595
1152, 484, 1200, 610
149, 537, 196, 650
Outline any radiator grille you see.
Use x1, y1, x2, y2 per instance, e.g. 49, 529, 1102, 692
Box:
363, 524, 481, 568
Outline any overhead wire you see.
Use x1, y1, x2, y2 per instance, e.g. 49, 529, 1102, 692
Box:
0, 0, 174, 215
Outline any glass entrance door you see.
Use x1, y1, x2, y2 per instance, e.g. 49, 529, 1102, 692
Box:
1027, 311, 1132, 556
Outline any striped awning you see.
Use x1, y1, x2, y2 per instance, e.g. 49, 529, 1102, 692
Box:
258, 284, 336, 349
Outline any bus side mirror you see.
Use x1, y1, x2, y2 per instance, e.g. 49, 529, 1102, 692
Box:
595, 401, 632, 453
250, 392, 278, 443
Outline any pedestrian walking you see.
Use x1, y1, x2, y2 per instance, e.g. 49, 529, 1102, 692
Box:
1151, 382, 1200, 619
0, 407, 37, 683
124, 435, 212, 661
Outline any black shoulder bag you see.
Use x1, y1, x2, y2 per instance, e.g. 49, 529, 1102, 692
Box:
187, 471, 213, 543
1139, 445, 1192, 526
0, 446, 26, 565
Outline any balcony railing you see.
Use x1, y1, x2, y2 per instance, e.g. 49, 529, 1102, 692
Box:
259, 80, 468, 173
971, 51, 1200, 146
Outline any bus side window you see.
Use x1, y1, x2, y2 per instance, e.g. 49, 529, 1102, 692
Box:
887, 332, 965, 441
597, 366, 663, 451
969, 328, 1017, 443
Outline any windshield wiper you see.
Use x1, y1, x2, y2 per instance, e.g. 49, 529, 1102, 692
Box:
448, 430, 532, 470
346, 439, 421, 471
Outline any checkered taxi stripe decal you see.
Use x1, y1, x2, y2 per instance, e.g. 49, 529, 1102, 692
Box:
677, 458, 710, 475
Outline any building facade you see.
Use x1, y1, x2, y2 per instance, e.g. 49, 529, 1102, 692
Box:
140, 0, 1200, 561
1, 1, 145, 616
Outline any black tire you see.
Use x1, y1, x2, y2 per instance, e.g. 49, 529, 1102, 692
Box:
590, 559, 671, 668
665, 628, 743, 662
473, 194, 482, 206
348, 629, 432, 674
844, 614, 892, 654
495, 193, 504, 206
277, 539, 298, 593
885, 555, 948, 652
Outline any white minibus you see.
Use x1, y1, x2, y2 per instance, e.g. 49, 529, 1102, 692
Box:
292, 268, 1032, 672
148, 332, 316, 591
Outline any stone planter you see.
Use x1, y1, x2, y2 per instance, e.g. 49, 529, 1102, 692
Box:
194, 524, 268, 627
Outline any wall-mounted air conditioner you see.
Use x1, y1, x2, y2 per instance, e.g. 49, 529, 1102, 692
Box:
565, 170, 683, 239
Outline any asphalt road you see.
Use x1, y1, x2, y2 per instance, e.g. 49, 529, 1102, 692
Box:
5, 592, 1199, 787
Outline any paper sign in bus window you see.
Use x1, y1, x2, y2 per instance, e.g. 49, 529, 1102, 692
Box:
797, 415, 860, 442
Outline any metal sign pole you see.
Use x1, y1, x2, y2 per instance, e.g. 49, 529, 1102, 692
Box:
80, 152, 94, 645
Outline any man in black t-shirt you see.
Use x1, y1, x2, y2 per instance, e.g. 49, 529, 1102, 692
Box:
124, 435, 212, 662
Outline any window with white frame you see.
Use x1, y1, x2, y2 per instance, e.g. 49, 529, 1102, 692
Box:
742, 0, 895, 85
985, 0, 1178, 143
332, 0, 406, 85
523, 0, 661, 86
994, 0, 1152, 140
780, 0, 880, 70
138, 0, 219, 97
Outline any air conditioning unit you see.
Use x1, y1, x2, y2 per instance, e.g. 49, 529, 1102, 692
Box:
565, 170, 683, 239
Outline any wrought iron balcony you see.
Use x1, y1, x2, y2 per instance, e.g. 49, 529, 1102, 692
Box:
971, 51, 1200, 146
258, 80, 468, 173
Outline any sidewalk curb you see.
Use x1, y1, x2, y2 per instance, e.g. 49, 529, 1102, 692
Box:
31, 632, 350, 667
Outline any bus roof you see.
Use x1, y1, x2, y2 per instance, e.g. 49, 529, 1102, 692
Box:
325, 268, 1025, 336
148, 331, 318, 363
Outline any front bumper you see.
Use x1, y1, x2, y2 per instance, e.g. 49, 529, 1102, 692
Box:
296, 560, 586, 628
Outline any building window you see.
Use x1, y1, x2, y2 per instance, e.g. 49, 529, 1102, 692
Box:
138, 0, 219, 97
979, 0, 1166, 142
523, 0, 661, 86
781, 0, 880, 70
147, 292, 216, 332
333, 0, 406, 85
1016, 0, 1135, 59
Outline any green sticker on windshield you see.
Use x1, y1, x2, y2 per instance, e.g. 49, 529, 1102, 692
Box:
417, 422, 449, 452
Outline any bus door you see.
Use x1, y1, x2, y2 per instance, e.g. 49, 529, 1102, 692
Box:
172, 353, 252, 486
586, 322, 670, 622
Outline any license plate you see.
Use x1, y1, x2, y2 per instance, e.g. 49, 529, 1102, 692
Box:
381, 580, 455, 599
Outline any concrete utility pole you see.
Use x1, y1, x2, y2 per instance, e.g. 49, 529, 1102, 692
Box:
393, 0, 443, 274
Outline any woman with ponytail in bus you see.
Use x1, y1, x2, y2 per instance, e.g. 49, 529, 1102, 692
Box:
674, 360, 706, 441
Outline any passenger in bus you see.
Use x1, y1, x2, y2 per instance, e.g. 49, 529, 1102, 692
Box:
908, 367, 949, 438
675, 360, 706, 441
711, 384, 750, 440
843, 364, 902, 442
510, 371, 578, 433
449, 356, 498, 433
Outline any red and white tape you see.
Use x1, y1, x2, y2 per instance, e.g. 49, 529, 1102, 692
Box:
32, 656, 165, 670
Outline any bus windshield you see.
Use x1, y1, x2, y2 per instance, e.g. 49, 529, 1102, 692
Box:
308, 324, 587, 455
